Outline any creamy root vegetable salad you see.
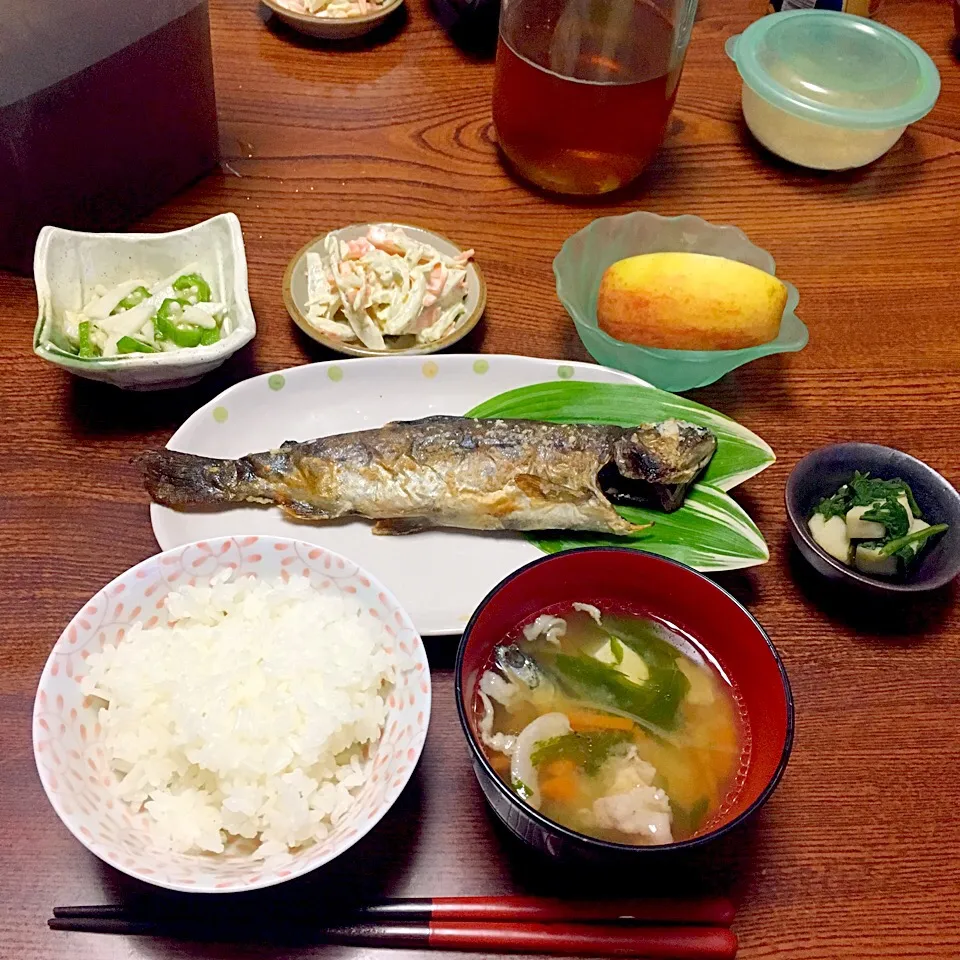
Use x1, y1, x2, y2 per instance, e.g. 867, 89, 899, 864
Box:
304, 225, 474, 350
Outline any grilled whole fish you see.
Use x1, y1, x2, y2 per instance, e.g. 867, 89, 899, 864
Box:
139, 416, 716, 536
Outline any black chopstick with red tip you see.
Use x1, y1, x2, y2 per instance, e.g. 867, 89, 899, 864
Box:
50, 896, 738, 957
53, 894, 735, 926
49, 917, 737, 958
360, 896, 737, 926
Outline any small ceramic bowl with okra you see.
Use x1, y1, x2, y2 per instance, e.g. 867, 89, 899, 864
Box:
33, 213, 256, 391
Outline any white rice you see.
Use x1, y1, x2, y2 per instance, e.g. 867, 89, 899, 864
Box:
81, 571, 393, 857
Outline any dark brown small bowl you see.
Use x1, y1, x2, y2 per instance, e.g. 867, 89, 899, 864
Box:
785, 443, 960, 594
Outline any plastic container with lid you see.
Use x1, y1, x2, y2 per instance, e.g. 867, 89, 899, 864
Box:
726, 10, 940, 171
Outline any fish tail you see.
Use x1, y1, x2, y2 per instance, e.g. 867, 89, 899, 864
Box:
138, 451, 273, 509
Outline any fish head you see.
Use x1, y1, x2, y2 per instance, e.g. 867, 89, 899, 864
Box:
494, 644, 544, 689
612, 420, 717, 487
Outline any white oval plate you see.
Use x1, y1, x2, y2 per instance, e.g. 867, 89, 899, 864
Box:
151, 355, 642, 635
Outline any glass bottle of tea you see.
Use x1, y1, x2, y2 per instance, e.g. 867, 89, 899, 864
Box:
492, 0, 698, 196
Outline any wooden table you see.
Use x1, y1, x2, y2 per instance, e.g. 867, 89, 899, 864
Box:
2, 0, 959, 956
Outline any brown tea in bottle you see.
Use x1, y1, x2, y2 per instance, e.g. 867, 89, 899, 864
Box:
492, 0, 694, 196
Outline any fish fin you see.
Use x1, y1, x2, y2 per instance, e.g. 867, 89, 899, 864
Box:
372, 518, 431, 536
598, 463, 695, 515
609, 513, 653, 535
383, 415, 462, 429
651, 483, 693, 513
278, 501, 337, 521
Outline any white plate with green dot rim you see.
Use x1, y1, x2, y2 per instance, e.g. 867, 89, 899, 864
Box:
151, 355, 641, 635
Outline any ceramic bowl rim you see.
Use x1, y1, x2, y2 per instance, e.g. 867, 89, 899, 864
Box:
283, 222, 486, 357
260, 0, 405, 29
454, 546, 795, 856
32, 534, 431, 893
785, 442, 960, 593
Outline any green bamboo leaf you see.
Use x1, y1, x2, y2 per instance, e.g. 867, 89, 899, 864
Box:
466, 381, 774, 491
529, 483, 769, 572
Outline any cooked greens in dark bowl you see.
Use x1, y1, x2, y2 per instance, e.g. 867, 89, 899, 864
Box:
786, 443, 960, 593
809, 471, 946, 578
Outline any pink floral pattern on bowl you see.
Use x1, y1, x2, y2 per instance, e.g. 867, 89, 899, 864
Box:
33, 535, 431, 893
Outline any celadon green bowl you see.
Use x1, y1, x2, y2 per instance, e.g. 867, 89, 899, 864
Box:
554, 212, 808, 392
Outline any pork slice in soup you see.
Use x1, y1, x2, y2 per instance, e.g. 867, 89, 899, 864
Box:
475, 606, 746, 845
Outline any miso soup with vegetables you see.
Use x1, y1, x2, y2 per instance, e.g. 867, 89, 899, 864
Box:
808, 472, 947, 578
474, 605, 745, 846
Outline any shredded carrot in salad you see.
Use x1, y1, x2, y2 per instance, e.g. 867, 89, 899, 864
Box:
305, 225, 474, 349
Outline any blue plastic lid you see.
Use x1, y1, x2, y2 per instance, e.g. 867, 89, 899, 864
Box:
726, 10, 941, 130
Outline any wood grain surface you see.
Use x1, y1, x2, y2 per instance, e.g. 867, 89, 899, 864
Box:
2, 0, 959, 957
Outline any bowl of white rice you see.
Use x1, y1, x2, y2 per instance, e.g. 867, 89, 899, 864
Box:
33, 535, 430, 893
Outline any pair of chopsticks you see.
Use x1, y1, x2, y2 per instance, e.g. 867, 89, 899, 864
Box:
50, 896, 738, 957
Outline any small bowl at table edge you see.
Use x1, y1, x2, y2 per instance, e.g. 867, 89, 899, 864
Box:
32, 213, 256, 391
282, 223, 486, 358
260, 0, 405, 40
785, 442, 960, 594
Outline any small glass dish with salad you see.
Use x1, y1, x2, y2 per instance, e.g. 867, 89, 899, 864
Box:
33, 214, 255, 391
786, 443, 960, 594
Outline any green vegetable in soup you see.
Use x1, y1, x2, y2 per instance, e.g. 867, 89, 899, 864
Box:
550, 652, 689, 732
603, 617, 692, 724
602, 616, 683, 669
672, 796, 710, 836
608, 636, 625, 666
531, 730, 633, 776
512, 777, 532, 800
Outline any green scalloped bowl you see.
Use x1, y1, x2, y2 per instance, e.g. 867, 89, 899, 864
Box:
554, 212, 808, 393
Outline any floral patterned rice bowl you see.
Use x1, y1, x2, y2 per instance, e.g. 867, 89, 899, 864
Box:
33, 535, 430, 893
